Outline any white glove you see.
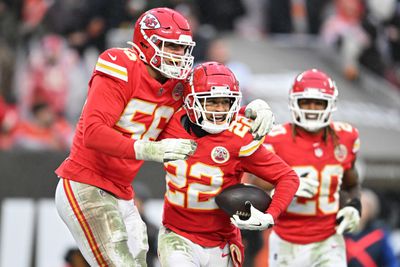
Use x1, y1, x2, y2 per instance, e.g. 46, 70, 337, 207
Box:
134, 138, 197, 163
230, 202, 274, 231
336, 206, 360, 234
245, 99, 275, 140
295, 173, 320, 198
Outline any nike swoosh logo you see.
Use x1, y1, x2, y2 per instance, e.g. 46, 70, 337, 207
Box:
108, 53, 117, 61
221, 253, 230, 258
252, 223, 262, 226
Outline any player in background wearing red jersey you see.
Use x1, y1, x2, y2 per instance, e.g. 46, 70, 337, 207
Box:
54, 8, 275, 266
157, 62, 299, 267
261, 69, 362, 267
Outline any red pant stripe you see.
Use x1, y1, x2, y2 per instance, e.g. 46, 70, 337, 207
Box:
63, 179, 108, 266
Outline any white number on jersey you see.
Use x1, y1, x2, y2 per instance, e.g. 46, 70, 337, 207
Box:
165, 161, 224, 210
287, 165, 343, 215
116, 98, 174, 141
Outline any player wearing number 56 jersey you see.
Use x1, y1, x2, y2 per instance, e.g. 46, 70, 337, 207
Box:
263, 69, 362, 267
157, 62, 299, 267
54, 8, 198, 266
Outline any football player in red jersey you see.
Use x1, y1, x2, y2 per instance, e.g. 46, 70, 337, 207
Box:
157, 62, 299, 267
54, 7, 275, 266
262, 69, 362, 267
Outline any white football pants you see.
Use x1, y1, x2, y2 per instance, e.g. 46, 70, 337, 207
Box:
157, 226, 235, 267
55, 178, 149, 266
268, 230, 347, 267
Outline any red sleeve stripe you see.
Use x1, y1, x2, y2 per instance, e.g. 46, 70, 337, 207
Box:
63, 179, 108, 266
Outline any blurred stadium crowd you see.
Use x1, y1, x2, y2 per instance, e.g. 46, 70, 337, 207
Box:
1, 0, 400, 150
0, 0, 400, 266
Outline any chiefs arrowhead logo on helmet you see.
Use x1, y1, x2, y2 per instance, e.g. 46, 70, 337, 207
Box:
140, 14, 160, 29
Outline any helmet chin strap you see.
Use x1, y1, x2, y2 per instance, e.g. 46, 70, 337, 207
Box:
201, 120, 228, 134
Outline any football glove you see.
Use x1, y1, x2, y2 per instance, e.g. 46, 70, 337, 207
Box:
336, 206, 361, 234
134, 138, 197, 163
230, 202, 274, 231
245, 99, 275, 140
295, 173, 320, 198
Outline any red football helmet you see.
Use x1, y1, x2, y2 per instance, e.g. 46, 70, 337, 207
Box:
289, 69, 338, 132
184, 62, 242, 134
132, 8, 195, 79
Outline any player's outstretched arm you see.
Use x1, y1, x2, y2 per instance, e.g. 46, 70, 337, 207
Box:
134, 138, 197, 163
244, 99, 275, 140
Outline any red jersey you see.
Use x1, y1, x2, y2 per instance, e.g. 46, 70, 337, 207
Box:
264, 122, 360, 244
56, 48, 185, 199
159, 109, 299, 248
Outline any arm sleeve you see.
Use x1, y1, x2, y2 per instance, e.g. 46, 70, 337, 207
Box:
241, 146, 299, 221
82, 74, 136, 158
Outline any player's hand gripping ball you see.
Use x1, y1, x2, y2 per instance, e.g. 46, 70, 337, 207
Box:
215, 184, 272, 220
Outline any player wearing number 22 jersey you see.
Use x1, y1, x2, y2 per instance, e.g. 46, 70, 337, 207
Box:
157, 62, 299, 267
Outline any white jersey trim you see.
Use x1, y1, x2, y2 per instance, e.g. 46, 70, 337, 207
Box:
95, 58, 128, 82
239, 137, 265, 157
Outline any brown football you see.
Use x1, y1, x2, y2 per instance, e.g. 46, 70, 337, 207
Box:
215, 184, 272, 220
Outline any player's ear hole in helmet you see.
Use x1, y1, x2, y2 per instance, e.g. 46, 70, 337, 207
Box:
183, 61, 242, 134
289, 68, 338, 132
131, 7, 196, 80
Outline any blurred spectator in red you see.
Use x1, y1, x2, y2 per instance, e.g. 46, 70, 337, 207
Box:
11, 102, 72, 151
0, 96, 18, 150
321, 0, 370, 80
19, 34, 79, 119
345, 188, 399, 267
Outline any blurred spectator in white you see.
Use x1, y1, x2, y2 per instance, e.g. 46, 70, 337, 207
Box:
205, 37, 253, 104
345, 188, 399, 267
18, 34, 80, 120
235, 0, 267, 39
11, 102, 72, 151
321, 0, 370, 80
